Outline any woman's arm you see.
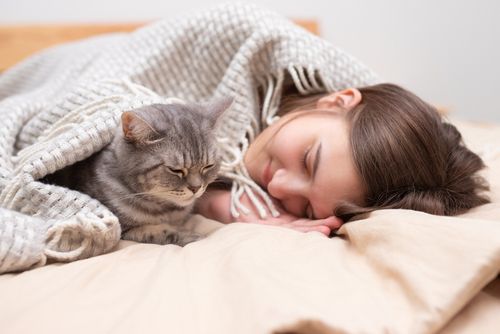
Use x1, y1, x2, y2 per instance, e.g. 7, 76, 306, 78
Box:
194, 188, 343, 236
194, 188, 234, 224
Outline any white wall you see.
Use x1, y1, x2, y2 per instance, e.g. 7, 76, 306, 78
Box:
2, 0, 499, 122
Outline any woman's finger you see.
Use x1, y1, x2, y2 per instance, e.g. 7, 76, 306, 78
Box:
321, 216, 343, 229
256, 218, 332, 235
292, 225, 331, 236
282, 216, 342, 228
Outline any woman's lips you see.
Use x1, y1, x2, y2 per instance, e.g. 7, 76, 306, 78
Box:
262, 159, 273, 189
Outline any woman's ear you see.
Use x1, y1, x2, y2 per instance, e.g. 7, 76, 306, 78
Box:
316, 88, 362, 111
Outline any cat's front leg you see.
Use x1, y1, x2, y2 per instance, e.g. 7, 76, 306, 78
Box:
122, 224, 202, 246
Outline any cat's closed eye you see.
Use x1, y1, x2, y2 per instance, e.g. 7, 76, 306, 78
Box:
167, 167, 187, 177
202, 164, 215, 173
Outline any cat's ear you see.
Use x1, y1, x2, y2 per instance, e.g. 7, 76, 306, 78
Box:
121, 111, 161, 144
206, 97, 234, 128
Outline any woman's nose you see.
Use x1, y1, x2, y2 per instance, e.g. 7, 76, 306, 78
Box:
267, 168, 306, 200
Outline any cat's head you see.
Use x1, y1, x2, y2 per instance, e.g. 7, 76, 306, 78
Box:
116, 98, 232, 206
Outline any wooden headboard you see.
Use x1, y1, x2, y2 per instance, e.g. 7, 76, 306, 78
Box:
0, 20, 319, 72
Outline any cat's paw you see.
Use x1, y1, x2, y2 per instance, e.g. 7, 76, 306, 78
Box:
148, 229, 180, 245
122, 224, 204, 246
122, 224, 176, 245
176, 233, 204, 246
155, 228, 204, 246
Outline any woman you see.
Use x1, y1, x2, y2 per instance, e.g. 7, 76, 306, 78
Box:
196, 83, 490, 236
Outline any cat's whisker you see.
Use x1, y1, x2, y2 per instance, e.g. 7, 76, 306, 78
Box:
110, 191, 162, 202
111, 190, 173, 201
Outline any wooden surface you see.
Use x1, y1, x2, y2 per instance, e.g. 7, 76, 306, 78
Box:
0, 20, 319, 72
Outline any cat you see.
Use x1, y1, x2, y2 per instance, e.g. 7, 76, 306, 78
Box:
44, 98, 232, 246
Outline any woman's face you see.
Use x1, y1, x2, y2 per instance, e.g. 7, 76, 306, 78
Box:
244, 89, 365, 219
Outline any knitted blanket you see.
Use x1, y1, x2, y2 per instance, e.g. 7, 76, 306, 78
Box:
0, 3, 378, 274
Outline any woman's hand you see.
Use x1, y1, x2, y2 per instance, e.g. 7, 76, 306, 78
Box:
195, 188, 343, 236
239, 210, 342, 236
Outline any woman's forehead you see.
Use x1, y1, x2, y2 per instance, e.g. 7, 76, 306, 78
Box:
277, 112, 346, 138
282, 109, 345, 124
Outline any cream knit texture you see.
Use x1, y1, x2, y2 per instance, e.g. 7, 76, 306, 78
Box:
0, 3, 378, 274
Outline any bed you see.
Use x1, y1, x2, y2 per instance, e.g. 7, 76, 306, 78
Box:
1, 15, 499, 334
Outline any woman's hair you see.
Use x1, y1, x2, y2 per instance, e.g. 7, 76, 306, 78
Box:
279, 83, 490, 221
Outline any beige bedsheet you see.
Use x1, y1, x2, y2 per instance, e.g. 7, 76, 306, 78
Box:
0, 119, 499, 334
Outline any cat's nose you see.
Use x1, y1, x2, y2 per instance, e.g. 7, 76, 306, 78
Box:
188, 185, 201, 194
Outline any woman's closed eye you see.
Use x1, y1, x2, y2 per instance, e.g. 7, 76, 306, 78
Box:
301, 145, 312, 174
300, 145, 315, 219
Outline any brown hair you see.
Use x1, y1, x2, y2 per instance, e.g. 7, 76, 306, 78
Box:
279, 83, 490, 221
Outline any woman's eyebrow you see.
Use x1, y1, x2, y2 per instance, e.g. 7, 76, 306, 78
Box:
312, 141, 322, 181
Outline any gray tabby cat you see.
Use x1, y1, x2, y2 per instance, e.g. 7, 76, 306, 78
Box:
45, 99, 231, 245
